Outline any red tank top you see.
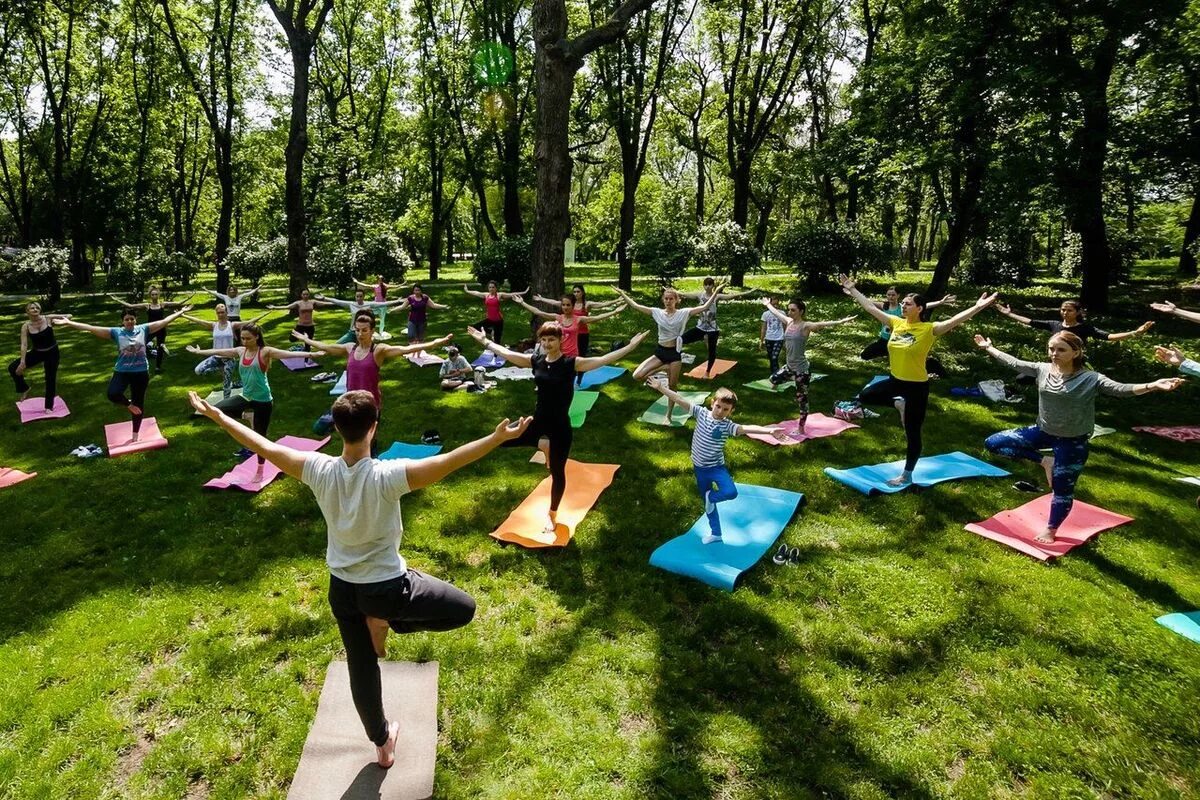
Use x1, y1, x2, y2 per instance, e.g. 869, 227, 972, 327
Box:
485, 294, 502, 322
574, 304, 589, 334
346, 345, 382, 408
556, 315, 579, 357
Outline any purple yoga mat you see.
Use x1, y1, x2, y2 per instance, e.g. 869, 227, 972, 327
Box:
280, 356, 321, 371
17, 396, 70, 423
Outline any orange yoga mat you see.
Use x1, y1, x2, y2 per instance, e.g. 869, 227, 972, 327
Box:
685, 359, 737, 379
490, 460, 620, 548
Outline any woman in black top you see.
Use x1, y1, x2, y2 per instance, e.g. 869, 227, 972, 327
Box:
9, 301, 71, 411
994, 298, 1153, 346
468, 323, 648, 537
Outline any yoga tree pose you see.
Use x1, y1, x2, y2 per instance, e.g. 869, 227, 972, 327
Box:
680, 277, 755, 378
531, 284, 623, 360
464, 281, 526, 344
9, 301, 70, 412
188, 386, 531, 768
976, 332, 1184, 542
513, 294, 626, 358
56, 305, 193, 441
760, 297, 855, 433
647, 382, 785, 544
316, 289, 408, 344
1150, 301, 1200, 325
201, 283, 260, 321
994, 298, 1153, 345
182, 305, 270, 398
468, 322, 649, 538
353, 276, 407, 334
109, 286, 198, 371
613, 284, 722, 423
397, 284, 448, 343
840, 273, 997, 486
268, 289, 333, 350
294, 312, 453, 455
187, 323, 306, 483
759, 296, 787, 375
858, 285, 956, 376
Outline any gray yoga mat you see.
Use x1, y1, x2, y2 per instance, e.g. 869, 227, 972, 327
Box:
288, 660, 439, 800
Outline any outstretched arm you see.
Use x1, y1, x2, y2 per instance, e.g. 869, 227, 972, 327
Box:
531, 294, 562, 308
576, 330, 649, 372
685, 283, 726, 317
260, 345, 319, 362
612, 288, 655, 315
244, 286, 262, 299
972, 334, 1039, 375
720, 287, 756, 299
377, 333, 454, 361
267, 301, 300, 311
926, 294, 957, 310
187, 344, 241, 358
647, 377, 695, 413
467, 326, 532, 368
353, 278, 375, 291
760, 297, 790, 326
234, 310, 271, 328
837, 274, 894, 325
54, 318, 113, 338
515, 297, 557, 320
499, 289, 528, 301
146, 306, 193, 334
425, 298, 449, 310
290, 331, 350, 356
1155, 345, 1200, 378
737, 423, 788, 440
993, 301, 1033, 326
180, 313, 216, 330
1106, 321, 1154, 342
405, 416, 534, 491
189, 391, 311, 479
577, 304, 626, 324
932, 292, 998, 336
108, 294, 147, 309
316, 295, 354, 309
807, 315, 858, 331
462, 284, 487, 299
1151, 301, 1200, 325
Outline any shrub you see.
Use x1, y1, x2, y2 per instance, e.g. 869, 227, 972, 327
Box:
630, 219, 694, 286
309, 243, 357, 293
472, 235, 532, 291
0, 243, 71, 300
693, 221, 760, 284
963, 231, 1035, 287
773, 220, 891, 291
357, 231, 412, 284
224, 237, 287, 287
108, 247, 200, 295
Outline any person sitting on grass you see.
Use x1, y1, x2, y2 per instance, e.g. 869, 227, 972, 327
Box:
440, 346, 477, 391
187, 387, 531, 769
975, 331, 1184, 543
646, 381, 785, 544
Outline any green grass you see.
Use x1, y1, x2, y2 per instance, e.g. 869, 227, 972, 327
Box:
2, 274, 1199, 799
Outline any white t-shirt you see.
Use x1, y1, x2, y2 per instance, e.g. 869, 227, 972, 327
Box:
651, 308, 688, 343
216, 292, 243, 318
301, 454, 411, 583
761, 311, 785, 341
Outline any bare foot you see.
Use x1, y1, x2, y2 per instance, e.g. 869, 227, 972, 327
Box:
885, 473, 911, 488
1040, 455, 1054, 487
537, 437, 550, 469
1034, 528, 1057, 544
376, 719, 399, 768
252, 469, 265, 484
366, 616, 390, 657
128, 404, 142, 416
893, 398, 906, 426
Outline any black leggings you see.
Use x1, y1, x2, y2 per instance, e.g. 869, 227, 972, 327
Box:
328, 571, 475, 745
476, 318, 504, 345
859, 376, 930, 472
681, 327, 719, 372
107, 371, 150, 433
294, 324, 316, 351
215, 395, 274, 464
9, 346, 60, 408
859, 337, 945, 377
503, 417, 573, 511
575, 333, 590, 384
153, 328, 167, 369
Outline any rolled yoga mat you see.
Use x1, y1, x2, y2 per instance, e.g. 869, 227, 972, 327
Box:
637, 392, 711, 427
490, 460, 620, 548
964, 494, 1134, 561
17, 396, 69, 422
287, 660, 438, 800
105, 418, 169, 457
577, 365, 626, 389
203, 435, 330, 491
649, 483, 804, 591
823, 451, 1010, 495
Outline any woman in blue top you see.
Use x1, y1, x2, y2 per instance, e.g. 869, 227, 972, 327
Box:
57, 305, 192, 440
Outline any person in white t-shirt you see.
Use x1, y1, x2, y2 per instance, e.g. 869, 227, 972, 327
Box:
188, 388, 531, 769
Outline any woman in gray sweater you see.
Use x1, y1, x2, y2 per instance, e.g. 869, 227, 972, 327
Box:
974, 331, 1184, 543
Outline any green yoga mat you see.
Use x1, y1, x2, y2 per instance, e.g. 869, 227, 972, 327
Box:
638, 391, 711, 427
742, 374, 826, 393
569, 391, 600, 428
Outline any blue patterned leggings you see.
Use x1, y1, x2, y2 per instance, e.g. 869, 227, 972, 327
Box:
984, 425, 1089, 529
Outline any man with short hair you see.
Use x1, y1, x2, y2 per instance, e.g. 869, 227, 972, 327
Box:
188, 388, 531, 767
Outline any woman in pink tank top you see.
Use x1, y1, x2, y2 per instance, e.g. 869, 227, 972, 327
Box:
464, 281, 526, 345
514, 294, 627, 357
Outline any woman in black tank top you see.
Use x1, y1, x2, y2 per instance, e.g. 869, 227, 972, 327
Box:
9, 301, 70, 412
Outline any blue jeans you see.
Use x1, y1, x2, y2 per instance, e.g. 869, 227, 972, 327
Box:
694, 465, 737, 537
984, 425, 1089, 529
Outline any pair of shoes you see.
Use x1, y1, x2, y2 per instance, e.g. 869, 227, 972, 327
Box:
771, 543, 802, 565
421, 429, 441, 445
1012, 480, 1040, 493
72, 444, 103, 458
311, 372, 337, 383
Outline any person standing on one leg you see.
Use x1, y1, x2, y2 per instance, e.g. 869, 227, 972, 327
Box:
201, 284, 261, 322
9, 301, 70, 412
188, 387, 531, 768
759, 297, 786, 376
268, 289, 333, 351
183, 305, 270, 398
109, 287, 198, 372
760, 297, 855, 434
858, 286, 956, 377
531, 284, 624, 383
317, 290, 408, 344
840, 273, 997, 487
975, 332, 1183, 543
1154, 344, 1200, 508
646, 382, 784, 544
465, 281, 526, 346
680, 277, 755, 378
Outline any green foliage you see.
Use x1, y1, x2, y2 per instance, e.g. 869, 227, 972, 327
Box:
108, 247, 198, 294
629, 218, 694, 286
692, 220, 760, 282
357, 231, 413, 284
962, 219, 1036, 288
471, 235, 532, 291
0, 243, 71, 296
773, 220, 892, 291
224, 238, 287, 287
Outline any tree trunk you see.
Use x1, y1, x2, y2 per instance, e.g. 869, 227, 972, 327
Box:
617, 143, 637, 290
530, 41, 575, 297
927, 110, 986, 299
1178, 182, 1199, 278
283, 43, 312, 300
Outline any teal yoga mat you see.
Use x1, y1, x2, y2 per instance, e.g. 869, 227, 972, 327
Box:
379, 441, 443, 460
328, 371, 347, 395
1157, 611, 1200, 645
649, 483, 804, 591
569, 391, 600, 428
743, 374, 826, 393
824, 451, 1010, 495
578, 365, 626, 389
638, 391, 710, 427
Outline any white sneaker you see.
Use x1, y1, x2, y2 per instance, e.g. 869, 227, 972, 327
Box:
701, 533, 722, 545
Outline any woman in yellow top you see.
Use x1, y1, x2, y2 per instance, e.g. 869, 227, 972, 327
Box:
839, 274, 998, 486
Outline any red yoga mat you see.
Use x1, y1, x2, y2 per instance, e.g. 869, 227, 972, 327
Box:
1133, 426, 1200, 443
964, 494, 1133, 561
685, 359, 737, 379
105, 418, 169, 457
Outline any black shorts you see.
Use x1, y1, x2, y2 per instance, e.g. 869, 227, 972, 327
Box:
654, 344, 682, 364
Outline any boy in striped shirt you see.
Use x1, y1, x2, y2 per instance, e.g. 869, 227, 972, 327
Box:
648, 381, 785, 543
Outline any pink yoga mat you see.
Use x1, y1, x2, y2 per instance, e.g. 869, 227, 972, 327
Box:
744, 413, 859, 446
1133, 426, 1200, 443
0, 467, 36, 489
964, 494, 1134, 561
280, 356, 320, 371
685, 359, 737, 379
406, 351, 445, 366
17, 396, 70, 422
105, 418, 169, 457
203, 435, 330, 491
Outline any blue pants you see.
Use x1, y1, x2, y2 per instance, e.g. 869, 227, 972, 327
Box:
764, 339, 784, 375
694, 465, 737, 537
984, 425, 1089, 529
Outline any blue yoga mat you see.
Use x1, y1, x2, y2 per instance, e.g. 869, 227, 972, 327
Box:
328, 371, 347, 395
578, 366, 626, 390
823, 451, 1010, 495
378, 441, 443, 460
472, 351, 505, 369
649, 483, 804, 591
861, 374, 890, 393
1157, 611, 1200, 645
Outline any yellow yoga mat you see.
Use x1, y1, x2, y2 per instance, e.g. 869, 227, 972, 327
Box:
490, 460, 620, 548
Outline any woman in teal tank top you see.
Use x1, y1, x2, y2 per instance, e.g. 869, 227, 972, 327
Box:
188, 323, 321, 483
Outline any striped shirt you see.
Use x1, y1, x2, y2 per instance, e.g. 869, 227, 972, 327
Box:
690, 405, 740, 467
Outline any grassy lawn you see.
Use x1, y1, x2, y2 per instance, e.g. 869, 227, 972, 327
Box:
1, 269, 1198, 799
